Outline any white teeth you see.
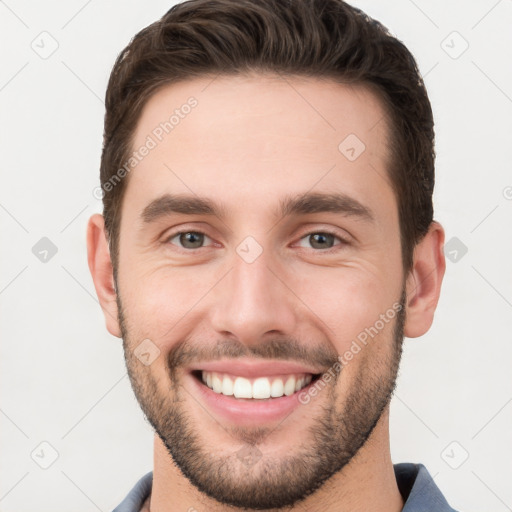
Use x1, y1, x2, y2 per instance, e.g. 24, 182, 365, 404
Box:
212, 374, 223, 393
252, 377, 271, 399
222, 375, 234, 396
270, 378, 284, 397
233, 377, 252, 398
284, 376, 296, 396
200, 371, 313, 399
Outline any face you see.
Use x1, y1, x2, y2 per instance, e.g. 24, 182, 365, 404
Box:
116, 74, 406, 509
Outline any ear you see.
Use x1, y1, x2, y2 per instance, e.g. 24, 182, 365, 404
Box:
86, 213, 121, 338
404, 221, 446, 338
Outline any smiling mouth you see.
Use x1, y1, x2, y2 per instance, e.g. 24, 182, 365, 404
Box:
192, 370, 322, 400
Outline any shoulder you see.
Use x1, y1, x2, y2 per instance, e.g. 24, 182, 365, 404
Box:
394, 462, 460, 512
112, 471, 153, 512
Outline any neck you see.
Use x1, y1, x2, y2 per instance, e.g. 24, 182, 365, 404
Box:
147, 408, 403, 512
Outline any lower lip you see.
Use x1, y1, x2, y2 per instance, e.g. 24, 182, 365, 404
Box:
187, 373, 315, 426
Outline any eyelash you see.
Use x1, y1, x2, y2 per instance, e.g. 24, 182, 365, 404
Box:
163, 229, 350, 252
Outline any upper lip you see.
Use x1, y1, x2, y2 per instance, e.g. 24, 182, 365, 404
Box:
189, 358, 324, 378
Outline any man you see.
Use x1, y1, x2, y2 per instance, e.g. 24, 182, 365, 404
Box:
87, 0, 455, 510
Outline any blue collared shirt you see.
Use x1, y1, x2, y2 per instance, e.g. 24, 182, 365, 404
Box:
112, 463, 459, 511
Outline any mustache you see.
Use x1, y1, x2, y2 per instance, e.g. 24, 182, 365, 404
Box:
167, 337, 340, 374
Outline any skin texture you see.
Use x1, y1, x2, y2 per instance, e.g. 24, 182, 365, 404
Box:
87, 74, 446, 511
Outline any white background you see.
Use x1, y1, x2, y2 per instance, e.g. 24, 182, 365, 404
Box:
1, 0, 511, 510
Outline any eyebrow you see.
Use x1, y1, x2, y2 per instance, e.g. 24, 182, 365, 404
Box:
141, 192, 374, 224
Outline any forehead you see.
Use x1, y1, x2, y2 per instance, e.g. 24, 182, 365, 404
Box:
124, 74, 395, 225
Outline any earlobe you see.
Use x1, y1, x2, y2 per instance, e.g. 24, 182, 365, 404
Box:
86, 213, 122, 338
404, 221, 446, 338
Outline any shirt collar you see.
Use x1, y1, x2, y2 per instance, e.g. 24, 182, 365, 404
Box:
395, 463, 458, 511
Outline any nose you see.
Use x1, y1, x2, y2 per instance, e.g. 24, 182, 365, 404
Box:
209, 249, 298, 345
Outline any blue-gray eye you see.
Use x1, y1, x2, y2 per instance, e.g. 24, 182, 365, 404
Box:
168, 231, 212, 249
297, 232, 341, 250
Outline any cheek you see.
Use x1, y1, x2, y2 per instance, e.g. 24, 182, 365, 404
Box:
118, 263, 214, 341
292, 266, 401, 352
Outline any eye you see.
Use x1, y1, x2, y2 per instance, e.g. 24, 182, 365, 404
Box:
296, 231, 347, 250
163, 229, 348, 251
166, 231, 213, 249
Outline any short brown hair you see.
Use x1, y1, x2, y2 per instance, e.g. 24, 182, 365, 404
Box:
100, 0, 435, 274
